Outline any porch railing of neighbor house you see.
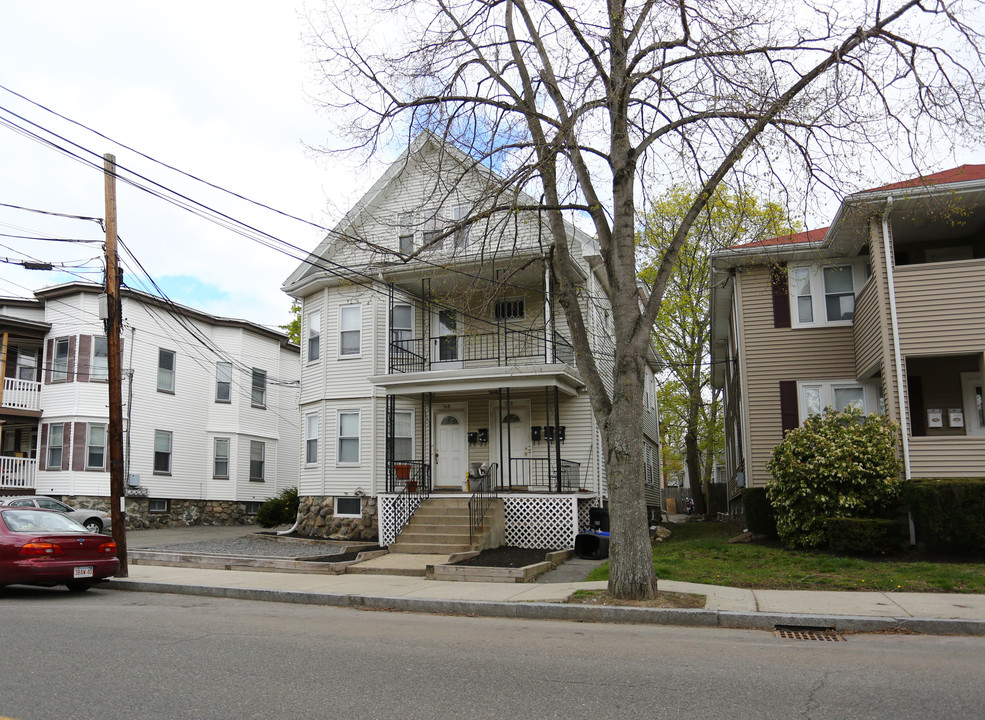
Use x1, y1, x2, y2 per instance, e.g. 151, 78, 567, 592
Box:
468, 462, 498, 543
389, 328, 575, 373
1, 457, 37, 490
1, 377, 42, 412
507, 458, 582, 491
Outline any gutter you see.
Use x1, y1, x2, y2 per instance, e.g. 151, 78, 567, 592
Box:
882, 197, 910, 481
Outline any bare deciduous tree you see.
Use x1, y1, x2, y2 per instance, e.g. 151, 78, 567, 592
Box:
308, 0, 985, 599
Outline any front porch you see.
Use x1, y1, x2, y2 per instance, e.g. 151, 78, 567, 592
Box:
0, 456, 36, 493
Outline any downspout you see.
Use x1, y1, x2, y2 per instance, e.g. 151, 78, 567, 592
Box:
883, 199, 919, 547
882, 196, 910, 481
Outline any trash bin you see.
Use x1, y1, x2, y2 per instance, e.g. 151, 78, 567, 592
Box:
574, 532, 609, 559
589, 507, 610, 533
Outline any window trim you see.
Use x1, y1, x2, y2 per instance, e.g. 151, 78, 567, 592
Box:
334, 497, 362, 518
249, 440, 265, 481
148, 498, 170, 514
305, 413, 319, 466
153, 429, 173, 475
157, 348, 176, 393
307, 310, 321, 363
215, 362, 232, 403
788, 261, 866, 329
213, 437, 230, 479
251, 368, 267, 409
337, 410, 361, 466
86, 423, 106, 470
338, 304, 362, 358
393, 409, 414, 463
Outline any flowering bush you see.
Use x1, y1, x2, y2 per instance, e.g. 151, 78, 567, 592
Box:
766, 407, 902, 549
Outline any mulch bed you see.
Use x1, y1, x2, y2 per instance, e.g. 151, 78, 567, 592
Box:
308, 547, 386, 563
568, 590, 706, 609
453, 546, 559, 568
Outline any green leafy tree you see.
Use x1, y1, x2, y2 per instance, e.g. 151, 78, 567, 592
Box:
280, 300, 301, 345
766, 407, 903, 549
639, 187, 792, 515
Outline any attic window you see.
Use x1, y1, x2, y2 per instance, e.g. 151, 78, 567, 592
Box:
494, 298, 525, 321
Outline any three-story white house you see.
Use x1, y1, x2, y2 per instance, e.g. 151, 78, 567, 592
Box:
282, 133, 661, 550
0, 282, 300, 527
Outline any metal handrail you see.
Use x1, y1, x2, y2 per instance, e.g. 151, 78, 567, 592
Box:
388, 463, 431, 542
468, 463, 498, 544
388, 327, 576, 374
507, 457, 583, 491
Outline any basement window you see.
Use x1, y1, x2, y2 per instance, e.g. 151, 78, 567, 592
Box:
335, 497, 361, 518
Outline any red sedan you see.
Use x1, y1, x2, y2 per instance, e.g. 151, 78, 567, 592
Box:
0, 507, 119, 592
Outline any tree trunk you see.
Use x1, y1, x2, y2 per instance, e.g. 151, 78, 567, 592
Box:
685, 429, 707, 516
605, 371, 658, 600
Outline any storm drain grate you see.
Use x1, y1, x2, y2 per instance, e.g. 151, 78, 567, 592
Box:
774, 626, 845, 642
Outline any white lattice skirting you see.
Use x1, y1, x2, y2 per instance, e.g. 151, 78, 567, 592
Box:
378, 494, 601, 549
377, 494, 425, 546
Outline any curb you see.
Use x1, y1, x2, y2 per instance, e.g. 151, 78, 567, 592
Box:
104, 579, 985, 637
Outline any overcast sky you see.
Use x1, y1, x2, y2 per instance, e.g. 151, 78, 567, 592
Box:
0, 1, 369, 328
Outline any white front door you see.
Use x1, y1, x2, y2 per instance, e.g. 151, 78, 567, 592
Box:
960, 372, 985, 436
488, 400, 532, 484
434, 409, 468, 488
432, 309, 462, 368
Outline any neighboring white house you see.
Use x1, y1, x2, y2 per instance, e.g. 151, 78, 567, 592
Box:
0, 282, 300, 527
281, 133, 661, 549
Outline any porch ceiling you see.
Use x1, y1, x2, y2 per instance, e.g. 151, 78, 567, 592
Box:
369, 363, 584, 397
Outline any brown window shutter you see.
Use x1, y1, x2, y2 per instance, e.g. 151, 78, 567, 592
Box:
67, 336, 77, 383
61, 423, 72, 471
39, 424, 48, 471
45, 339, 54, 384
770, 264, 791, 329
77, 335, 92, 382
779, 380, 799, 436
72, 422, 87, 471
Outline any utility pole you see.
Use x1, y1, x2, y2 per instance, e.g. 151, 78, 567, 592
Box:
104, 153, 128, 576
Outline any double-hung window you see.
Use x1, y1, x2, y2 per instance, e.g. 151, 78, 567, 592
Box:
47, 423, 64, 468
52, 338, 69, 382
249, 441, 265, 481
154, 430, 172, 474
789, 262, 865, 327
307, 311, 321, 362
398, 211, 414, 254
251, 369, 267, 408
91, 337, 108, 381
87, 424, 106, 469
214, 438, 229, 478
338, 411, 360, 464
393, 410, 413, 462
216, 362, 232, 403
157, 349, 176, 392
339, 305, 361, 357
798, 380, 871, 424
305, 413, 319, 465
17, 347, 37, 381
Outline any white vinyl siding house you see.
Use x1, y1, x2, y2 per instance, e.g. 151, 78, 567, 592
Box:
3, 282, 300, 526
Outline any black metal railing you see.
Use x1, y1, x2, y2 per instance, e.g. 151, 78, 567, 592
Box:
387, 459, 431, 494
506, 458, 582, 491
388, 462, 432, 542
468, 462, 498, 544
389, 328, 576, 374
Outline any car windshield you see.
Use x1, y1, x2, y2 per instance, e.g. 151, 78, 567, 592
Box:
1, 509, 88, 533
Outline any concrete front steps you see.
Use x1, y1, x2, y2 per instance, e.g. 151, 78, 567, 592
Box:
388, 497, 504, 555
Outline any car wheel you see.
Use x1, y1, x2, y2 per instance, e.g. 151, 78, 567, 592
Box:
84, 519, 103, 533
66, 581, 94, 593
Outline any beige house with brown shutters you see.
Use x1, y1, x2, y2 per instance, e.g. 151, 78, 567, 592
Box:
282, 133, 662, 551
710, 165, 985, 509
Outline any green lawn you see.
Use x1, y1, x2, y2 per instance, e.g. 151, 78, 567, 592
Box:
585, 522, 985, 593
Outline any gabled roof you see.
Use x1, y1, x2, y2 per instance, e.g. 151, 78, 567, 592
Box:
729, 164, 985, 251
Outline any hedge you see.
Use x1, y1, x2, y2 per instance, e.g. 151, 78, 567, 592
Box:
826, 517, 904, 555
902, 478, 985, 554
742, 487, 778, 538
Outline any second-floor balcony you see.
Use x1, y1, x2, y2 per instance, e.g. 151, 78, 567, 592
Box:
389, 326, 575, 374
1, 456, 37, 490
2, 377, 42, 413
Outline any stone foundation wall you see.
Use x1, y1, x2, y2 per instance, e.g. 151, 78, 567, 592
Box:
296, 495, 378, 541
61, 495, 257, 529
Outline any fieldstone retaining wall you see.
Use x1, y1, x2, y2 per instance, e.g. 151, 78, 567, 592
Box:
296, 495, 378, 541
61, 495, 257, 529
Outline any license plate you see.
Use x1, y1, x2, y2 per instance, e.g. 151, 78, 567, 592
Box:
73, 566, 94, 579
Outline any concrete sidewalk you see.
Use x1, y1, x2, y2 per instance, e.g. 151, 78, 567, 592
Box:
104, 558, 985, 636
